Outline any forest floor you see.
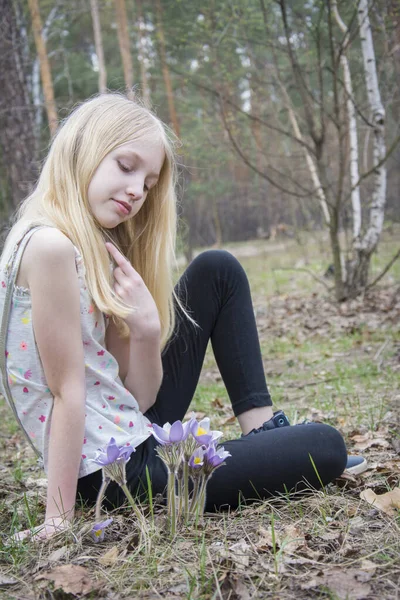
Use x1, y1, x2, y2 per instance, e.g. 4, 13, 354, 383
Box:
0, 228, 399, 599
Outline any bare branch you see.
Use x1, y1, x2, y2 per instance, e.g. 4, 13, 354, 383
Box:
219, 97, 316, 199
366, 247, 400, 290
272, 267, 334, 291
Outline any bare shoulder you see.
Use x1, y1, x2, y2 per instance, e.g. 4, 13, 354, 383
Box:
18, 228, 76, 288
25, 228, 75, 262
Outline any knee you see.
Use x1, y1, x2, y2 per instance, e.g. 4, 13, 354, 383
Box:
311, 424, 347, 480
189, 250, 246, 280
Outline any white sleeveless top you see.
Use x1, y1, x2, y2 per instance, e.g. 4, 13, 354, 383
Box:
0, 226, 152, 477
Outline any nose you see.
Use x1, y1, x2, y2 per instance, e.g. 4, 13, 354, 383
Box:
125, 178, 144, 202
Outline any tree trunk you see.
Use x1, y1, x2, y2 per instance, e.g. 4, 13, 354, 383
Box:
332, 1, 361, 242
276, 77, 330, 226
345, 0, 387, 297
114, 0, 134, 98
0, 0, 37, 211
135, 0, 150, 105
27, 0, 57, 136
90, 0, 107, 93
154, 0, 180, 136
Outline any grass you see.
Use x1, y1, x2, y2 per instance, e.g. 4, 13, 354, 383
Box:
0, 228, 399, 599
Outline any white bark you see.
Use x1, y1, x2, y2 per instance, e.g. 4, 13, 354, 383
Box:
357, 0, 386, 252
277, 79, 331, 225
332, 1, 361, 241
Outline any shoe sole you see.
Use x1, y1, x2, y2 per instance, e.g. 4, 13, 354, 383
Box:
344, 458, 368, 475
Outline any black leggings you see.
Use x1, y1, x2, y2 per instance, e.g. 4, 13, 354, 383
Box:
77, 251, 347, 511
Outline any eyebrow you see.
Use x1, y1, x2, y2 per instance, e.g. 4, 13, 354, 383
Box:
118, 149, 161, 179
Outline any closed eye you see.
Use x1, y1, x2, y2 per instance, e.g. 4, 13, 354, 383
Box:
117, 160, 132, 173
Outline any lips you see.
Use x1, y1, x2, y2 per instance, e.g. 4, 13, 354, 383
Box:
113, 199, 132, 214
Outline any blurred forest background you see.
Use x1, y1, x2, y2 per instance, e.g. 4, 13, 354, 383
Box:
0, 0, 399, 299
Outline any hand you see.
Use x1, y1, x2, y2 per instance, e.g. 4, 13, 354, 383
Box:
11, 517, 71, 543
106, 242, 161, 337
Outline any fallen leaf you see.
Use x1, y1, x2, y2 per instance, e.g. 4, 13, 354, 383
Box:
48, 546, 69, 563
229, 540, 251, 569
360, 487, 400, 516
211, 397, 225, 409
219, 573, 250, 600
211, 539, 251, 570
255, 526, 281, 553
354, 437, 390, 451
0, 574, 18, 586
35, 564, 98, 596
98, 545, 120, 566
25, 477, 48, 488
301, 568, 371, 599
280, 524, 306, 554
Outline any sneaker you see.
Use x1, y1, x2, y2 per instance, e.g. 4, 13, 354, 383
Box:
344, 455, 368, 475
242, 410, 291, 436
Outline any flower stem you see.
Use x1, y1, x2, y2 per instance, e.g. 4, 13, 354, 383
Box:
167, 469, 176, 537
176, 472, 184, 519
189, 477, 200, 516
121, 484, 147, 530
95, 474, 110, 522
183, 461, 189, 522
196, 475, 208, 518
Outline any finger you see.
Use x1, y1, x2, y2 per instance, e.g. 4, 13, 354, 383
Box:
105, 242, 131, 272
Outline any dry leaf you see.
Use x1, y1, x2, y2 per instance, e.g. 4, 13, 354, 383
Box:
211, 397, 225, 409
350, 431, 390, 451
360, 487, 400, 516
228, 540, 251, 569
35, 564, 98, 596
223, 415, 236, 425
301, 568, 372, 599
211, 539, 251, 570
98, 545, 120, 566
255, 526, 281, 553
281, 524, 305, 554
25, 477, 48, 488
0, 574, 18, 586
48, 546, 69, 563
219, 573, 250, 600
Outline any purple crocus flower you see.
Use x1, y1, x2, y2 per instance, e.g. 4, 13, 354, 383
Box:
204, 444, 231, 469
92, 438, 136, 485
91, 518, 113, 543
152, 419, 191, 445
188, 446, 205, 469
190, 417, 223, 446
93, 437, 135, 466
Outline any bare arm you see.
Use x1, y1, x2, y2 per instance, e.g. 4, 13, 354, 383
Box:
106, 320, 162, 414
21, 229, 86, 538
105, 242, 163, 414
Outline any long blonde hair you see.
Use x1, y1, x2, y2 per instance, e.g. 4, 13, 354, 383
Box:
3, 93, 181, 349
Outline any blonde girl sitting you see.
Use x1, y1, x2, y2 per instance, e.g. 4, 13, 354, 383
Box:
0, 93, 362, 541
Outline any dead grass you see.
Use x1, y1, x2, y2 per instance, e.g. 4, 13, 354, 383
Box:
0, 230, 399, 599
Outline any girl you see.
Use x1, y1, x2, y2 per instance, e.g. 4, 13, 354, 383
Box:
0, 94, 363, 541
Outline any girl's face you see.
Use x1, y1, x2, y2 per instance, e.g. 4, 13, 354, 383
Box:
87, 139, 165, 229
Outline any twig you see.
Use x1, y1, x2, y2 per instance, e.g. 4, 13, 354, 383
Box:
366, 247, 400, 291
271, 267, 333, 291
281, 377, 339, 389
374, 338, 390, 372
373, 338, 390, 362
